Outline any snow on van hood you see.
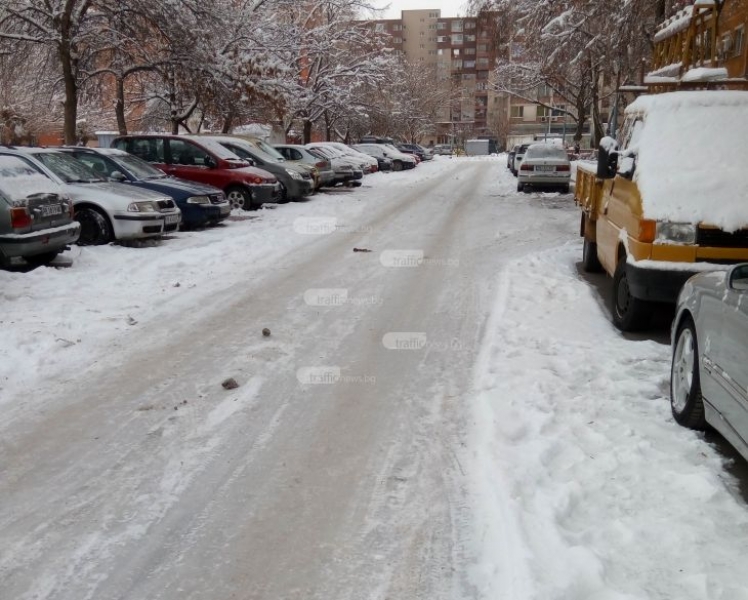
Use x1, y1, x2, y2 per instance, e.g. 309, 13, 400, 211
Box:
628, 91, 748, 232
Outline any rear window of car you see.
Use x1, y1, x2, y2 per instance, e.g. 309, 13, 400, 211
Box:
0, 155, 59, 202
525, 145, 567, 160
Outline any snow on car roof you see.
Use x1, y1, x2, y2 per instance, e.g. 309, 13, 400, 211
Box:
0, 155, 61, 201
626, 91, 748, 231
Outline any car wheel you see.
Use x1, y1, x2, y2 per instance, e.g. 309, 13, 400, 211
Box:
392, 161, 403, 172
24, 251, 60, 266
670, 317, 706, 429
75, 206, 113, 246
226, 186, 253, 211
612, 258, 649, 331
581, 238, 603, 273
277, 182, 292, 204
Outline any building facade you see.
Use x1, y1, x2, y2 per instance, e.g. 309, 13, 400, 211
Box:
369, 9, 504, 146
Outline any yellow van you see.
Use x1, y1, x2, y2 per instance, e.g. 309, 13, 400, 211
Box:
575, 90, 748, 331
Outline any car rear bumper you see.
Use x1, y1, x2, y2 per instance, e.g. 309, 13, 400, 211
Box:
518, 173, 570, 186
0, 222, 81, 258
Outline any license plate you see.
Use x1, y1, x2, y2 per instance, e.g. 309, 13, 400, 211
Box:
536, 165, 555, 172
41, 204, 62, 217
165, 214, 179, 225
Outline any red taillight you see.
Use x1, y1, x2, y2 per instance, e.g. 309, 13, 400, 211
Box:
10, 207, 32, 229
557, 165, 571, 172
520, 163, 533, 171
315, 161, 326, 168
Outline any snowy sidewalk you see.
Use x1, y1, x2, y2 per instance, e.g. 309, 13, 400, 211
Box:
467, 243, 748, 600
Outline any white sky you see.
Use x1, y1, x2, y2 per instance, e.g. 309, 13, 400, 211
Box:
370, 0, 469, 19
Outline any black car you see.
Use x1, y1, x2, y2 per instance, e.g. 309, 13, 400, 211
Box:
64, 148, 230, 229
397, 143, 434, 161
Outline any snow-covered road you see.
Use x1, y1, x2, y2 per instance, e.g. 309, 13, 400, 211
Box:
2, 157, 748, 600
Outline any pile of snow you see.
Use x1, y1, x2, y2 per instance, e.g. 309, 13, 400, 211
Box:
467, 242, 748, 599
628, 91, 748, 231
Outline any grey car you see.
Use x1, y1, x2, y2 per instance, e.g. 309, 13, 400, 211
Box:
516, 143, 571, 193
0, 155, 80, 266
274, 144, 336, 189
670, 264, 748, 461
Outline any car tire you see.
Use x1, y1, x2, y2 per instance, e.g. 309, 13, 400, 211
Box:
581, 238, 603, 273
670, 317, 707, 429
24, 251, 60, 266
612, 258, 649, 331
277, 182, 292, 204
226, 185, 253, 211
75, 206, 112, 246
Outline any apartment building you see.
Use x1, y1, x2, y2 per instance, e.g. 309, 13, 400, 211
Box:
370, 9, 504, 145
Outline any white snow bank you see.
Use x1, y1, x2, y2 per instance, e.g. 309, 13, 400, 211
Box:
682, 67, 728, 82
467, 242, 748, 600
627, 91, 748, 231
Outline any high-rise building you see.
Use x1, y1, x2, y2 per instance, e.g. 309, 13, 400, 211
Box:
367, 9, 505, 145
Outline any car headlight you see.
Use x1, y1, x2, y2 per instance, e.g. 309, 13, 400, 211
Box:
656, 222, 696, 245
186, 195, 211, 204
285, 169, 303, 180
127, 201, 156, 212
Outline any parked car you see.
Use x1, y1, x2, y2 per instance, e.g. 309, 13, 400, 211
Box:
201, 136, 314, 202
350, 145, 392, 171
274, 144, 336, 190
433, 144, 453, 156
670, 264, 748, 461
398, 143, 433, 161
318, 142, 379, 173
359, 135, 396, 145
306, 143, 370, 174
0, 148, 180, 245
507, 144, 519, 168
63, 147, 230, 229
516, 143, 571, 193
0, 155, 80, 266
354, 143, 416, 171
305, 146, 363, 187
511, 143, 531, 176
111, 135, 281, 210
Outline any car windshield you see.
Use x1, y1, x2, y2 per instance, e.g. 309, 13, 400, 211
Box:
35, 152, 104, 183
525, 145, 567, 160
230, 141, 280, 164
190, 138, 248, 164
115, 154, 167, 180
310, 146, 338, 159
251, 139, 286, 161
0, 155, 58, 201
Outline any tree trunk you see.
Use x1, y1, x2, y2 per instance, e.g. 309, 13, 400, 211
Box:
59, 42, 78, 145
115, 76, 127, 135
303, 119, 312, 144
171, 116, 179, 135
221, 110, 234, 134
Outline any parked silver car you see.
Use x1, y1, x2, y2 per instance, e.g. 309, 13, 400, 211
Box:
0, 148, 181, 245
670, 264, 748, 460
516, 143, 571, 193
0, 155, 80, 266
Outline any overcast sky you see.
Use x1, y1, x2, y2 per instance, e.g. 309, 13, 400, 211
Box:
370, 0, 469, 19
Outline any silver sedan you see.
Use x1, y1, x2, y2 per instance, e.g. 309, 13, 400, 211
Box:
670, 264, 748, 460
516, 143, 571, 193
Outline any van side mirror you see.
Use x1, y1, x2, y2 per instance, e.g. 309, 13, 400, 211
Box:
110, 170, 127, 182
597, 137, 619, 179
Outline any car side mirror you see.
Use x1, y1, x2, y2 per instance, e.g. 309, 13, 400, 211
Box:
204, 155, 217, 169
110, 170, 127, 182
729, 264, 748, 291
596, 137, 619, 180
246, 158, 256, 166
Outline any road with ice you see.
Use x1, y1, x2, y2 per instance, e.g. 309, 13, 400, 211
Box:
3, 157, 748, 600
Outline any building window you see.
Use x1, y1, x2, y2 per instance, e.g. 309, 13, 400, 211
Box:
437, 22, 446, 30
511, 106, 524, 119
477, 43, 488, 53
453, 60, 463, 69
437, 35, 448, 43
393, 24, 402, 31
477, 57, 489, 68
375, 23, 385, 32
393, 37, 402, 44
452, 34, 463, 44
464, 60, 476, 69
453, 48, 460, 56
465, 21, 476, 30
452, 20, 464, 32
465, 47, 476, 55
735, 26, 745, 57
438, 49, 444, 55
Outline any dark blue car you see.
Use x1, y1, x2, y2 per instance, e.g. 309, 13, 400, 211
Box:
63, 148, 231, 229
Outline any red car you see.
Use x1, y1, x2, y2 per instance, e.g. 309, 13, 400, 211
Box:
111, 135, 281, 210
